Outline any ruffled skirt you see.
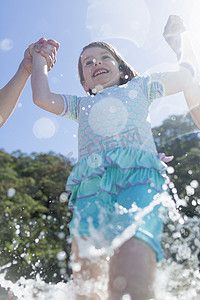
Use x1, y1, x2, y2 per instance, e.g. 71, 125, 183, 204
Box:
65, 147, 168, 210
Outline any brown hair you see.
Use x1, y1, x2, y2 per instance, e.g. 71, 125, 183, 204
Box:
78, 41, 138, 95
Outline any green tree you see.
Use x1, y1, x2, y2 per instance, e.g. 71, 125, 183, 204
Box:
153, 114, 200, 265
0, 150, 73, 283
153, 113, 200, 216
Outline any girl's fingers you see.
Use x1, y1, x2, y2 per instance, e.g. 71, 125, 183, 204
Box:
28, 43, 36, 56
164, 15, 186, 37
40, 48, 55, 61
37, 44, 57, 56
34, 39, 59, 71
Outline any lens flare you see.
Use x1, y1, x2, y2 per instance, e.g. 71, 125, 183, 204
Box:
59, 192, 69, 203
88, 97, 128, 137
86, 0, 151, 47
0, 38, 14, 51
32, 117, 56, 139
167, 130, 200, 143
87, 153, 102, 168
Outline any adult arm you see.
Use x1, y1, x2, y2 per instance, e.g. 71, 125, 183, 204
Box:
0, 60, 30, 127
0, 38, 59, 127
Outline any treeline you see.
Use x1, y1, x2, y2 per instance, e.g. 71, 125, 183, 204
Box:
0, 151, 73, 284
0, 113, 200, 285
153, 114, 200, 217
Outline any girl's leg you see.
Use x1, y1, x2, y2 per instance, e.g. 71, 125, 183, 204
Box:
108, 237, 156, 300
71, 237, 108, 300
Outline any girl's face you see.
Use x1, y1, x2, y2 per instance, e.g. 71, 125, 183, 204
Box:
81, 47, 121, 93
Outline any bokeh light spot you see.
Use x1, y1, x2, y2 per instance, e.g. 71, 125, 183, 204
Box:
87, 153, 102, 168
88, 97, 128, 136
7, 188, 16, 198
33, 118, 56, 139
59, 192, 69, 203
128, 90, 138, 99
0, 38, 14, 51
186, 185, 195, 196
190, 180, 199, 189
92, 84, 104, 94
167, 166, 175, 174
56, 251, 67, 261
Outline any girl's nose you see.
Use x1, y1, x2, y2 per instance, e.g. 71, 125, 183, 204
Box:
94, 58, 102, 66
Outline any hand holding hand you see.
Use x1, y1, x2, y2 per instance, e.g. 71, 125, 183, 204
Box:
34, 38, 60, 71
23, 38, 60, 74
163, 15, 187, 59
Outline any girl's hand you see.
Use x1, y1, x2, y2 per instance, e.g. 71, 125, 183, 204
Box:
163, 15, 187, 59
23, 38, 60, 74
157, 152, 174, 163
34, 39, 60, 71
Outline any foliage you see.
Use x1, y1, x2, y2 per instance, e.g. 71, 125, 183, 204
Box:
153, 113, 200, 265
153, 113, 200, 217
0, 150, 73, 283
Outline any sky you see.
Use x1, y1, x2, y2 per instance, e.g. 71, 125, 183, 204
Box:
1, 0, 200, 161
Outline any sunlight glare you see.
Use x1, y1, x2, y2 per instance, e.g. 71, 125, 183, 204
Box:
86, 0, 151, 47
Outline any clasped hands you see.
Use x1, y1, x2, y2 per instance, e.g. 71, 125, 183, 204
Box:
23, 37, 60, 74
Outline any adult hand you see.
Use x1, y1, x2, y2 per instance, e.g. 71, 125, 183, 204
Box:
23, 38, 60, 74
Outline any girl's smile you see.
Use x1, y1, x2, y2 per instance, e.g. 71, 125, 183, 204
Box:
92, 67, 109, 77
81, 47, 121, 92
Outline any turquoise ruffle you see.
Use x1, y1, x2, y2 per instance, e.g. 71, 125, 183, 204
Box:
65, 147, 168, 209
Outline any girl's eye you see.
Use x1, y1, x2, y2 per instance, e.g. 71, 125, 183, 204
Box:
85, 60, 93, 66
102, 55, 110, 59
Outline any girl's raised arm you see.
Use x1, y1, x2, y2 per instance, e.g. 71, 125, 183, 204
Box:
161, 15, 200, 128
31, 46, 64, 115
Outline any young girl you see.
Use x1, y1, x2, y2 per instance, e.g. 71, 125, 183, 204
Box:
0, 38, 59, 128
31, 15, 200, 300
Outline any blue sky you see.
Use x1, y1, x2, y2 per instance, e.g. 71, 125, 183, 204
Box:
1, 0, 200, 160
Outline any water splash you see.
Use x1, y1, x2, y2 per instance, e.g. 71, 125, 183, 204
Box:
1, 190, 200, 299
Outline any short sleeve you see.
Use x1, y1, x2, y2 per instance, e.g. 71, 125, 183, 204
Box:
142, 73, 166, 103
59, 94, 80, 122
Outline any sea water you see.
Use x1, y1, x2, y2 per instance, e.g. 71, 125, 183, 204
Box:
0, 192, 199, 299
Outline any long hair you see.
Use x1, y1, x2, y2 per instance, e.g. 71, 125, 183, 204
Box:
78, 41, 138, 95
